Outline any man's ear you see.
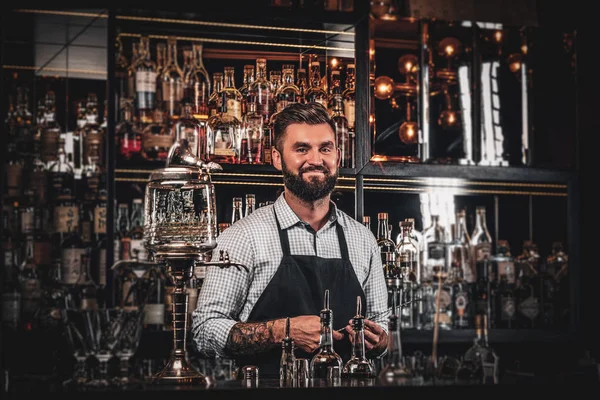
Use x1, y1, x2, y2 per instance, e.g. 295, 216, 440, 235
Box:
336, 146, 342, 168
272, 147, 282, 171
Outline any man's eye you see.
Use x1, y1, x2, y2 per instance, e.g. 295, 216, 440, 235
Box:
321, 147, 333, 153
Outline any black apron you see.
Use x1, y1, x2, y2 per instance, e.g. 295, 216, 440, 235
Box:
235, 210, 366, 378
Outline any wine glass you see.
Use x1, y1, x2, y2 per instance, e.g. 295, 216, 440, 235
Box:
113, 308, 145, 388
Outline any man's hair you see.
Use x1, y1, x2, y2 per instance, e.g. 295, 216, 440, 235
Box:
271, 102, 336, 152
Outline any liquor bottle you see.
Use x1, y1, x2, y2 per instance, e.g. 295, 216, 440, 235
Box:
160, 36, 184, 120
362, 215, 371, 233
330, 93, 351, 168
422, 214, 448, 285
222, 66, 243, 122
515, 241, 541, 328
455, 210, 473, 283
4, 142, 24, 200
2, 243, 21, 332
378, 300, 411, 384
115, 203, 130, 263
143, 265, 166, 331
173, 100, 203, 159
269, 70, 282, 100
92, 188, 108, 287
134, 35, 157, 120
445, 222, 470, 330
250, 58, 274, 121
60, 215, 87, 288
231, 197, 243, 225
470, 206, 493, 283
128, 199, 148, 261
276, 64, 300, 112
242, 99, 264, 164
328, 69, 342, 113
18, 236, 42, 330
492, 240, 516, 328
81, 92, 105, 168
377, 212, 397, 279
279, 317, 296, 387
208, 72, 224, 118
207, 92, 241, 164
342, 296, 376, 379
244, 194, 256, 217
342, 63, 356, 131
547, 241, 569, 328
47, 138, 75, 202
184, 42, 211, 121
117, 99, 143, 163
310, 289, 343, 379
296, 68, 308, 103
155, 41, 166, 106
114, 34, 130, 107
305, 60, 328, 109
395, 220, 418, 328
140, 108, 173, 162
239, 64, 255, 116
39, 90, 61, 165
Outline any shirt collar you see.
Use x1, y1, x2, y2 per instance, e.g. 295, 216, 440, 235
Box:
273, 193, 343, 230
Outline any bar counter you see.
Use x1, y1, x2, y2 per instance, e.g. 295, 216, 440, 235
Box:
7, 372, 600, 399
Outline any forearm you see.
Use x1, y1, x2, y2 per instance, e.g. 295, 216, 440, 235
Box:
224, 319, 284, 357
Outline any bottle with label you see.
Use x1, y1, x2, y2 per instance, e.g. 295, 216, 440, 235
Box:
208, 72, 224, 118
492, 240, 516, 328
342, 296, 376, 380
422, 214, 448, 285
92, 188, 108, 288
114, 203, 130, 264
128, 199, 148, 261
143, 265, 166, 331
207, 91, 241, 164
184, 42, 211, 121
18, 236, 42, 330
238, 64, 255, 116
83, 92, 105, 169
330, 93, 351, 168
305, 60, 328, 109
47, 138, 75, 203
310, 290, 343, 380
455, 210, 473, 282
134, 35, 157, 114
117, 99, 143, 163
39, 90, 61, 165
342, 63, 356, 131
173, 100, 204, 160
60, 215, 87, 288
222, 66, 243, 122
276, 64, 300, 113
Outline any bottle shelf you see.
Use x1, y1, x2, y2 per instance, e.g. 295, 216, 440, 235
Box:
401, 328, 573, 344
360, 161, 574, 185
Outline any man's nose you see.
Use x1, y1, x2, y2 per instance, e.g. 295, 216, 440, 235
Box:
307, 149, 324, 165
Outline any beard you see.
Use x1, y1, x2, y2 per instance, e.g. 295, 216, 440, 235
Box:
281, 160, 338, 202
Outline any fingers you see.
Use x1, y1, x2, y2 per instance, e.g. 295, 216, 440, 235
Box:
332, 330, 344, 341
363, 319, 383, 335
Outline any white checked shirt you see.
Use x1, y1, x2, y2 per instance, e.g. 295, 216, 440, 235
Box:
191, 193, 389, 357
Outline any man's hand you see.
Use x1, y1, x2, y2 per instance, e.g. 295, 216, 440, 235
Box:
344, 319, 388, 355
275, 315, 344, 354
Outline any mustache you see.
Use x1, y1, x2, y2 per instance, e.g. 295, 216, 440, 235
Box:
300, 166, 329, 174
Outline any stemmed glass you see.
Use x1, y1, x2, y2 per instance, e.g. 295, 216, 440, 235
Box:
84, 308, 125, 387
113, 308, 145, 388
62, 309, 93, 388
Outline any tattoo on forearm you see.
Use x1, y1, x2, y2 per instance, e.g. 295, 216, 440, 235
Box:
225, 320, 278, 356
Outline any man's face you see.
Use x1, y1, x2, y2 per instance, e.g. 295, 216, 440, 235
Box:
272, 123, 340, 202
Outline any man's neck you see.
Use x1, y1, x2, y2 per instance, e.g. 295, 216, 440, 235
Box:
283, 190, 331, 232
